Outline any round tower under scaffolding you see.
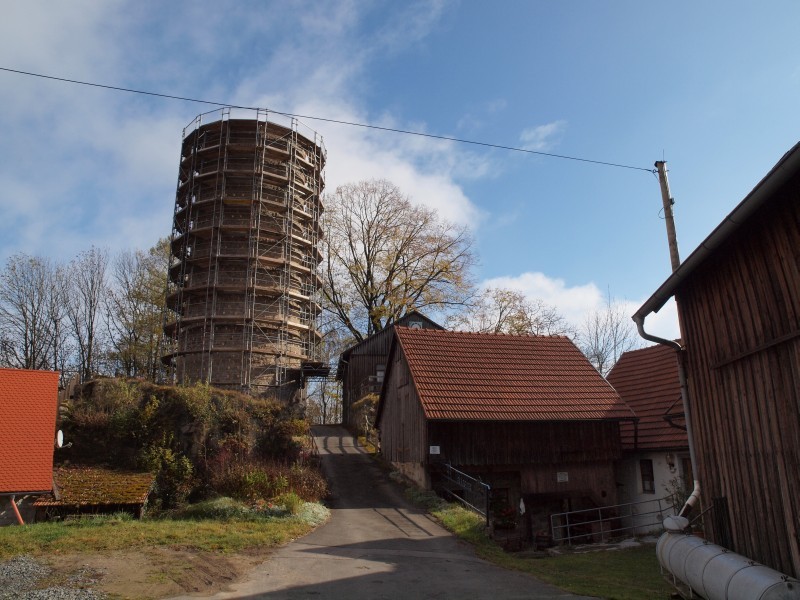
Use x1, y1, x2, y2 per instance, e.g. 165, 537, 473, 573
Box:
162, 109, 328, 401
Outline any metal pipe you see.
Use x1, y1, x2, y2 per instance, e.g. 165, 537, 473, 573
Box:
9, 495, 24, 525
633, 314, 700, 518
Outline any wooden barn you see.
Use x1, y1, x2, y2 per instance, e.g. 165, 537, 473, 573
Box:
336, 312, 442, 429
634, 142, 800, 577
606, 344, 688, 532
376, 327, 635, 540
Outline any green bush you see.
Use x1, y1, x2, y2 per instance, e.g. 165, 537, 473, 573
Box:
274, 491, 303, 515
138, 439, 194, 508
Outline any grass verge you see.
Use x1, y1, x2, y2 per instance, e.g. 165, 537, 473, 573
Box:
407, 487, 672, 600
0, 499, 328, 560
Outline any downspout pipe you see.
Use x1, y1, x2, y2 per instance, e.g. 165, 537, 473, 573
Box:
8, 495, 24, 525
633, 314, 700, 522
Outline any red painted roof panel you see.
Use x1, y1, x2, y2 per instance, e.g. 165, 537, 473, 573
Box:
0, 368, 59, 494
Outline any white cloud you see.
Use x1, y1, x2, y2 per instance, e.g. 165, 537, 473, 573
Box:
0, 1, 487, 264
519, 120, 567, 152
482, 271, 603, 328
317, 112, 485, 226
480, 271, 682, 341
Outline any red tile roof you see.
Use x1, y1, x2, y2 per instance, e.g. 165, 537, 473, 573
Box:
606, 344, 688, 450
0, 368, 59, 494
393, 328, 633, 421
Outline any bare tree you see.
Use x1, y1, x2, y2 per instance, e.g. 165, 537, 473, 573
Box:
105, 239, 169, 380
446, 287, 575, 336
0, 254, 65, 371
66, 246, 109, 381
321, 179, 475, 342
46, 264, 73, 382
577, 295, 642, 376
305, 325, 348, 424
306, 377, 342, 425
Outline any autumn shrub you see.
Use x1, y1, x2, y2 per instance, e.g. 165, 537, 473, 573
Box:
208, 461, 288, 501
62, 378, 326, 508
204, 456, 327, 504
286, 463, 328, 502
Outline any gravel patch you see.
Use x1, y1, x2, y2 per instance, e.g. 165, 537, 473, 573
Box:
0, 556, 107, 600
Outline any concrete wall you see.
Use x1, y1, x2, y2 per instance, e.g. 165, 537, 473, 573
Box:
616, 450, 690, 534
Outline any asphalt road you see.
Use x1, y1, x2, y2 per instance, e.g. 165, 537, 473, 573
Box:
171, 425, 593, 599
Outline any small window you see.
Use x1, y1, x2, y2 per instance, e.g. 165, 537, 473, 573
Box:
640, 459, 655, 494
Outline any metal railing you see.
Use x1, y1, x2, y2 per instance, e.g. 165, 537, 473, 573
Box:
436, 464, 491, 527
551, 494, 679, 545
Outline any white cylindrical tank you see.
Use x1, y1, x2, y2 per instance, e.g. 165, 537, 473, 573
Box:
684, 539, 728, 598
657, 532, 800, 600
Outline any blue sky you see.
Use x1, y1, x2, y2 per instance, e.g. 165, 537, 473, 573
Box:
1, 0, 799, 339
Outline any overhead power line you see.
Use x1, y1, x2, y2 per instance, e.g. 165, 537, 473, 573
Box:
0, 66, 655, 173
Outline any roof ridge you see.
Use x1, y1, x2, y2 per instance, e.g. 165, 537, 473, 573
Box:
399, 327, 571, 340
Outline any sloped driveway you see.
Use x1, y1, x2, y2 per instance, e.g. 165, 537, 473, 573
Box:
172, 425, 592, 599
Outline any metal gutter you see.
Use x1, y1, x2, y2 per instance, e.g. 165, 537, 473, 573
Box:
633, 317, 700, 518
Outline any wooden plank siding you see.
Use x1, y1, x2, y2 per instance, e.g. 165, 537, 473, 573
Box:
427, 421, 621, 467
338, 313, 441, 428
340, 334, 393, 428
430, 421, 621, 504
378, 347, 428, 486
675, 174, 800, 577
519, 462, 618, 505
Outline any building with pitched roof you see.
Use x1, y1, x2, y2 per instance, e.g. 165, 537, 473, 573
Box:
0, 367, 59, 524
336, 311, 442, 429
634, 142, 800, 577
377, 327, 635, 539
606, 343, 688, 530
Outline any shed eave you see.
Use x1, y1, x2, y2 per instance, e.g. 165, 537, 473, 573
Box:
635, 141, 800, 319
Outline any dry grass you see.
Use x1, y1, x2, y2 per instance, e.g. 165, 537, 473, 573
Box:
0, 509, 316, 560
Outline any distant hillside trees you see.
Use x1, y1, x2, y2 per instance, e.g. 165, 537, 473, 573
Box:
66, 246, 109, 382
321, 179, 475, 343
446, 287, 574, 336
105, 239, 170, 380
0, 239, 169, 383
0, 254, 66, 372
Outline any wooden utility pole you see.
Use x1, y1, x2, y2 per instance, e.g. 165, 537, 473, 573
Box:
655, 161, 681, 272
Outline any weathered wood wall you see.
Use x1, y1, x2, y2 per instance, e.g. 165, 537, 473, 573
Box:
520, 461, 618, 505
427, 421, 621, 467
340, 329, 394, 427
378, 346, 427, 464
676, 173, 800, 577
340, 315, 441, 427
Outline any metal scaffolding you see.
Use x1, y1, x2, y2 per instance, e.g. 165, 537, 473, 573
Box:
162, 108, 326, 401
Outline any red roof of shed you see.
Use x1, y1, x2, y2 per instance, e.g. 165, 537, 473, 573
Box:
0, 368, 59, 494
392, 328, 632, 421
606, 344, 688, 450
